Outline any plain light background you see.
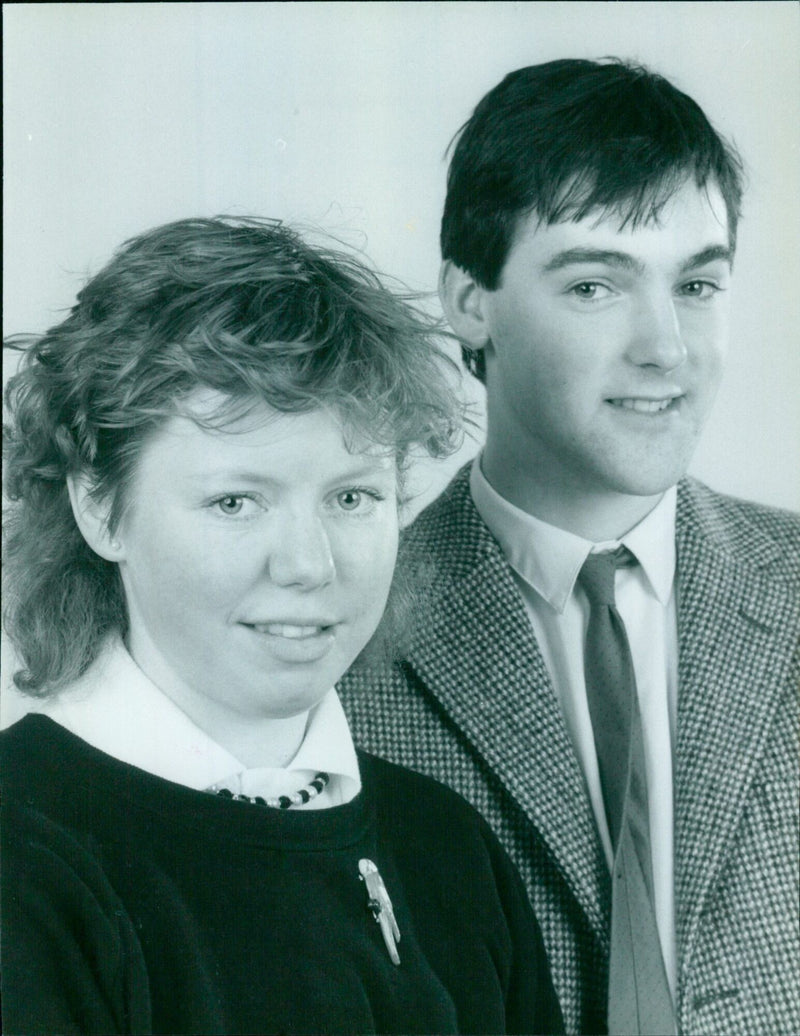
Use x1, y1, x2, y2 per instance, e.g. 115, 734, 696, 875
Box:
2, 2, 799, 716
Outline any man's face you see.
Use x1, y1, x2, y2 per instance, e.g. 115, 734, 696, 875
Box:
478, 179, 732, 519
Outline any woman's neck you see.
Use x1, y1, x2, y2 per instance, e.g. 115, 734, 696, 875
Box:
209, 709, 310, 769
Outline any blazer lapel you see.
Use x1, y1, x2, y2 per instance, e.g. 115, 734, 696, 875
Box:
674, 480, 800, 969
405, 479, 609, 941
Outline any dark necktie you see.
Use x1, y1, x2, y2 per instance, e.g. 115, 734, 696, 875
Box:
579, 548, 675, 1036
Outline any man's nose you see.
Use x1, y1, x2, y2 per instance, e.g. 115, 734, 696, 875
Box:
626, 291, 688, 371
267, 513, 336, 589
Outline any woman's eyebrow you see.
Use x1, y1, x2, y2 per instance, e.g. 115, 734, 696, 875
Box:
185, 469, 280, 486
185, 460, 394, 486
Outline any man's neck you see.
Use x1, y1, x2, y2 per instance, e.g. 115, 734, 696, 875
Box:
479, 448, 668, 542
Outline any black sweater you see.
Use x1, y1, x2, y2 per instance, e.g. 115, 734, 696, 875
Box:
0, 715, 563, 1035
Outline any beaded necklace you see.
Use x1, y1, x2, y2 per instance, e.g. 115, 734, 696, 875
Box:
210, 772, 330, 810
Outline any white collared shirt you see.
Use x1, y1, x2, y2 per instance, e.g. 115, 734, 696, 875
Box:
471, 457, 678, 1000
34, 637, 361, 808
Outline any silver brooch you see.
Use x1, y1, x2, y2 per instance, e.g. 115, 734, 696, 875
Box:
358, 858, 401, 965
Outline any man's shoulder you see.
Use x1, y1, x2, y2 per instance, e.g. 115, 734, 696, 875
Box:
405, 462, 474, 539
401, 462, 498, 580
678, 477, 800, 581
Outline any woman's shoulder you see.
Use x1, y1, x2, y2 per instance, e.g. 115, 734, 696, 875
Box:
1, 713, 199, 825
1, 719, 154, 1035
359, 748, 474, 804
1, 716, 129, 920
1, 715, 126, 842
357, 749, 498, 849
2, 711, 101, 768
1, 713, 69, 785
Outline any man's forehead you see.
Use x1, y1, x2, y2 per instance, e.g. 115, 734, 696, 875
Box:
510, 181, 731, 268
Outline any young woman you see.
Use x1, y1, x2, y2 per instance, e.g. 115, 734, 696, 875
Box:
1, 217, 563, 1035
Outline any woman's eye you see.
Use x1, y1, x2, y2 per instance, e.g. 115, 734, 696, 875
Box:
215, 495, 246, 515
336, 489, 363, 511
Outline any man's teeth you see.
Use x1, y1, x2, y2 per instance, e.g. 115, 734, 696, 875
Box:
253, 624, 324, 639
610, 398, 675, 413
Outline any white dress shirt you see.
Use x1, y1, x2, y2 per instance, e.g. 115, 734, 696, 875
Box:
471, 457, 679, 999
34, 637, 361, 808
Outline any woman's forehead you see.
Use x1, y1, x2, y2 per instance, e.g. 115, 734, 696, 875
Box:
134, 399, 396, 479
172, 388, 396, 457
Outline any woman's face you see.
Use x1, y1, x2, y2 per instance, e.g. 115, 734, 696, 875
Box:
109, 391, 399, 728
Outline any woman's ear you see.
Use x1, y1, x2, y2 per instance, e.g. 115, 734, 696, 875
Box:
66, 473, 124, 561
438, 260, 492, 351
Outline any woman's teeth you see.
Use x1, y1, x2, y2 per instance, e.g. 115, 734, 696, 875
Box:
609, 398, 675, 413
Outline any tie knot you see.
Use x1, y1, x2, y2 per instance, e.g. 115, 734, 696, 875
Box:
578, 546, 634, 606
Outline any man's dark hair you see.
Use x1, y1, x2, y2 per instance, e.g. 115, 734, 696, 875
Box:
440, 58, 745, 379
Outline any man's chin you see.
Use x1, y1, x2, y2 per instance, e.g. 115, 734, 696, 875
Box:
596, 444, 698, 500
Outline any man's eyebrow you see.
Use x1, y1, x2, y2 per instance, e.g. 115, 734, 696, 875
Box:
540, 244, 734, 276
678, 244, 734, 273
540, 248, 644, 274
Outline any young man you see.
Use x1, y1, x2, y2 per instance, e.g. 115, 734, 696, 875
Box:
339, 60, 800, 1035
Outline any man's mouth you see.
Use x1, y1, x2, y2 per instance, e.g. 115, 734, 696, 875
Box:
607, 397, 680, 414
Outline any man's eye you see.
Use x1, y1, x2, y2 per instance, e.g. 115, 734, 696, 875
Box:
569, 282, 611, 301
680, 280, 720, 299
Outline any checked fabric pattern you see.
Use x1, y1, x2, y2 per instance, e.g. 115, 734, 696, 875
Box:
339, 465, 800, 1035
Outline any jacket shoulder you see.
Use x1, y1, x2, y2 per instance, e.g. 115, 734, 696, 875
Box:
679, 478, 800, 582
401, 463, 498, 582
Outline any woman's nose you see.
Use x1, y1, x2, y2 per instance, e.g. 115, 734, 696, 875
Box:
267, 514, 336, 589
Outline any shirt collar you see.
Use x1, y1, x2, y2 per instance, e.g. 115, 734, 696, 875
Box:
470, 455, 677, 613
35, 637, 361, 797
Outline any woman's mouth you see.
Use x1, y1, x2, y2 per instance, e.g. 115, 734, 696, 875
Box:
248, 623, 331, 640
240, 621, 338, 663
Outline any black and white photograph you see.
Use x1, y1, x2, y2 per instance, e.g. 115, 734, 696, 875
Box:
2, 4, 798, 1034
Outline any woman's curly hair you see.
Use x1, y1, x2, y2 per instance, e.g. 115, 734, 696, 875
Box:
4, 216, 464, 695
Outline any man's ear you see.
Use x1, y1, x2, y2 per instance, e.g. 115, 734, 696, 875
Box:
438, 260, 493, 351
66, 473, 124, 562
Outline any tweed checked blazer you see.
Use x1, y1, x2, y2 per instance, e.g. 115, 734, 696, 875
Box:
338, 465, 800, 1035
